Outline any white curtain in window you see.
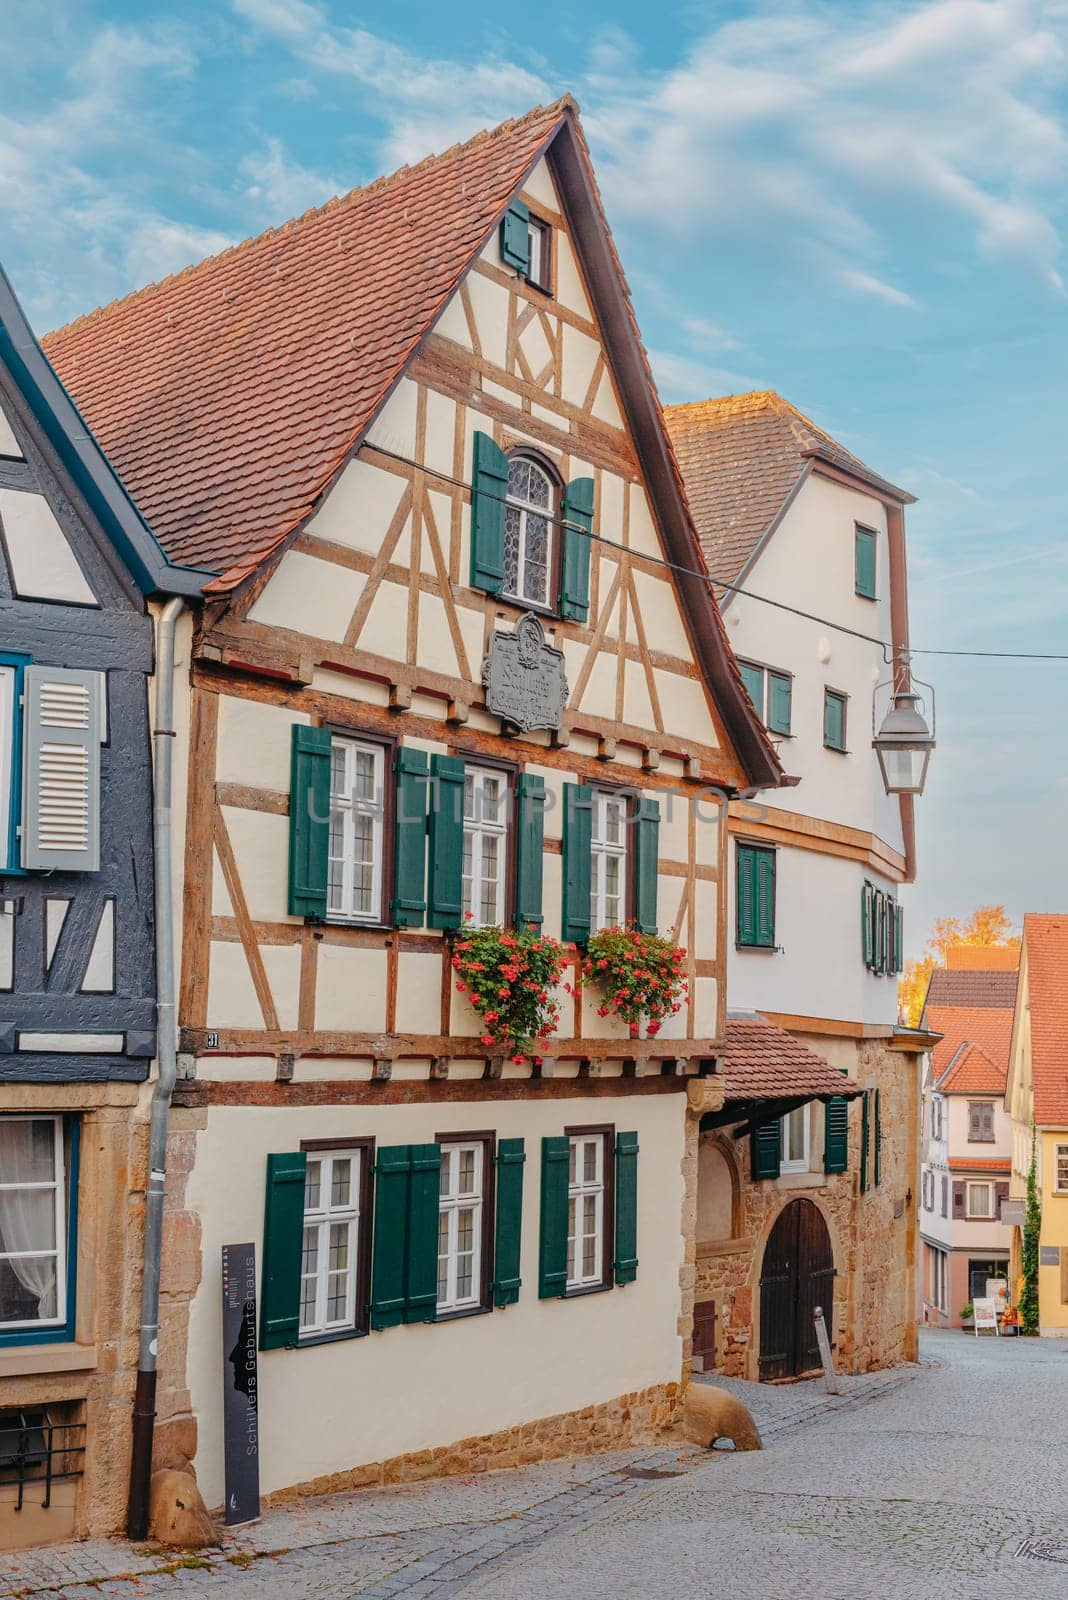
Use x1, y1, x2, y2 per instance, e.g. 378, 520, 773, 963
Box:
0, 1120, 59, 1318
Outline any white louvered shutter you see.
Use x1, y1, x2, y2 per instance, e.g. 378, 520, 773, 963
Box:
22, 667, 102, 872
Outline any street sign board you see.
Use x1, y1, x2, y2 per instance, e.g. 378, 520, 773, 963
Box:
221, 1242, 261, 1526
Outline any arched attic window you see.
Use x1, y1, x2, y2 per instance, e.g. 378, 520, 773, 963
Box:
502, 453, 558, 611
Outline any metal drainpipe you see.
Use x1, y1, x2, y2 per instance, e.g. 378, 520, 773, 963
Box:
127, 595, 184, 1541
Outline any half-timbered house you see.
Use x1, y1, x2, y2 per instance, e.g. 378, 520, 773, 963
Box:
0, 265, 203, 1546
45, 100, 783, 1507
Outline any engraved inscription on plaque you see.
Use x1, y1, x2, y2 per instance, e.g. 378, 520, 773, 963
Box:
482, 613, 568, 732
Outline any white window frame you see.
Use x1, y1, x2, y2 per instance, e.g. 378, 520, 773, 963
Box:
462, 768, 509, 928
567, 1133, 606, 1291
437, 1141, 486, 1315
503, 456, 555, 610
780, 1104, 810, 1173
930, 1246, 948, 1313
590, 790, 628, 934
965, 1180, 995, 1220
1055, 1144, 1068, 1195
0, 666, 15, 871
0, 1114, 67, 1332
327, 736, 386, 924
299, 1148, 362, 1339
931, 1097, 944, 1141
527, 216, 550, 290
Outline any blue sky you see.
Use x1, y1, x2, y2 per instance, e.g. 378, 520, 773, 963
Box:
2, 0, 1067, 946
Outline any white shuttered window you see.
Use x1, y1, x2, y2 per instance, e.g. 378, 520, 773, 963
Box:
22, 668, 102, 873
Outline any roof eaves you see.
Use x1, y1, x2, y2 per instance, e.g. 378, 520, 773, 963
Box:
800, 446, 916, 506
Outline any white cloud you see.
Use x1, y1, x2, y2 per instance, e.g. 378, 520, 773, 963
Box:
239, 137, 341, 215
647, 348, 764, 404
837, 267, 920, 308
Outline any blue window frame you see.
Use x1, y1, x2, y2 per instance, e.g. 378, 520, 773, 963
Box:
0, 1117, 79, 1348
0, 651, 29, 874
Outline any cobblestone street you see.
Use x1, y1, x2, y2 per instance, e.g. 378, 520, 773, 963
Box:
3, 1330, 1067, 1600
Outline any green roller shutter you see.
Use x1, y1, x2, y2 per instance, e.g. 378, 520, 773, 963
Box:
633, 795, 660, 935
767, 672, 792, 736
500, 198, 530, 274
855, 527, 877, 598
259, 1151, 307, 1350
515, 773, 546, 931
560, 477, 594, 622
860, 1090, 871, 1193
288, 725, 331, 919
427, 754, 465, 930
405, 1143, 442, 1324
390, 746, 428, 927
751, 1119, 781, 1180
873, 1088, 883, 1186
470, 432, 508, 594
613, 1131, 639, 1286
492, 1138, 526, 1307
369, 1145, 412, 1329
561, 783, 593, 944
824, 1097, 850, 1175
738, 660, 764, 717
538, 1136, 570, 1298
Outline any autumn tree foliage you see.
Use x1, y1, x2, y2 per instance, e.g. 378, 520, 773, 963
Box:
898, 905, 1021, 1026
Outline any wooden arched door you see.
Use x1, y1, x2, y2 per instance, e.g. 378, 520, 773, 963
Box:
759, 1198, 834, 1381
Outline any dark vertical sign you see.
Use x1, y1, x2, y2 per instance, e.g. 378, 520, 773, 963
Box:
221, 1242, 260, 1526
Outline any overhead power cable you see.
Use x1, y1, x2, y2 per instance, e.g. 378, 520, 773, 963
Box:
367, 445, 1068, 663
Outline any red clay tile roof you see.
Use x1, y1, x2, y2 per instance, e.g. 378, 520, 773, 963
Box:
720, 1016, 861, 1102
945, 944, 1020, 972
42, 100, 572, 582
948, 1157, 1011, 1174
663, 390, 913, 585
928, 1006, 1014, 1083
925, 969, 1019, 1010
1023, 913, 1068, 1126
938, 1043, 1006, 1096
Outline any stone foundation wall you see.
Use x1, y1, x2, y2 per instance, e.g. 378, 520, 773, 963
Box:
261, 1381, 681, 1508
691, 1037, 921, 1381
151, 1107, 207, 1477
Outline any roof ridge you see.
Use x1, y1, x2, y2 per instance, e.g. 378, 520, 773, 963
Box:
663, 390, 781, 416
46, 96, 575, 345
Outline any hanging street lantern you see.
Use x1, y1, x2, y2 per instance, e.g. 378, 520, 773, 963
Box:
872, 678, 936, 796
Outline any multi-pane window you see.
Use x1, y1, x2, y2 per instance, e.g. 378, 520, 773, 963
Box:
780, 1105, 810, 1173
590, 791, 628, 933
567, 1134, 606, 1290
437, 1142, 485, 1314
967, 1102, 995, 1143
966, 1181, 994, 1220
823, 689, 847, 752
0, 1116, 67, 1333
299, 1149, 362, 1337
327, 737, 385, 922
931, 1097, 944, 1140
1056, 1144, 1068, 1194
862, 883, 903, 975
930, 1246, 948, 1312
738, 660, 792, 736
526, 217, 551, 291
503, 456, 554, 610
462, 768, 508, 927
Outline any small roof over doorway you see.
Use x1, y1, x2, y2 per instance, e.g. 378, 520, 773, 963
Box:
701, 1013, 863, 1132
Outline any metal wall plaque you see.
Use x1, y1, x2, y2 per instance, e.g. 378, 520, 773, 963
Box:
999, 1197, 1026, 1226
1040, 1245, 1061, 1266
482, 613, 568, 732
221, 1242, 261, 1526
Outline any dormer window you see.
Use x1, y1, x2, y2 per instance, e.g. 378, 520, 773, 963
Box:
526, 217, 551, 292
499, 201, 552, 294
503, 455, 555, 610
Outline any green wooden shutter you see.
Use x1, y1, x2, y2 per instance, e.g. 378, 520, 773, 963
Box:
500, 199, 530, 274
855, 527, 877, 598
872, 890, 885, 973
470, 432, 508, 593
736, 843, 757, 946
767, 672, 792, 736
738, 661, 764, 717
561, 784, 593, 944
405, 1143, 442, 1324
515, 774, 545, 931
560, 477, 594, 622
755, 848, 776, 947
492, 1138, 526, 1307
894, 903, 904, 974
750, 1119, 781, 1180
860, 1090, 871, 1193
824, 691, 845, 751
538, 1135, 570, 1298
259, 1151, 307, 1350
613, 1131, 639, 1286
633, 796, 660, 935
390, 746, 428, 927
427, 754, 464, 930
873, 1089, 883, 1186
861, 884, 874, 968
370, 1145, 412, 1330
824, 1097, 850, 1174
288, 725, 331, 919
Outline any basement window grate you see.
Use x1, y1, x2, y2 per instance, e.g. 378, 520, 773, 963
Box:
0, 1407, 86, 1512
